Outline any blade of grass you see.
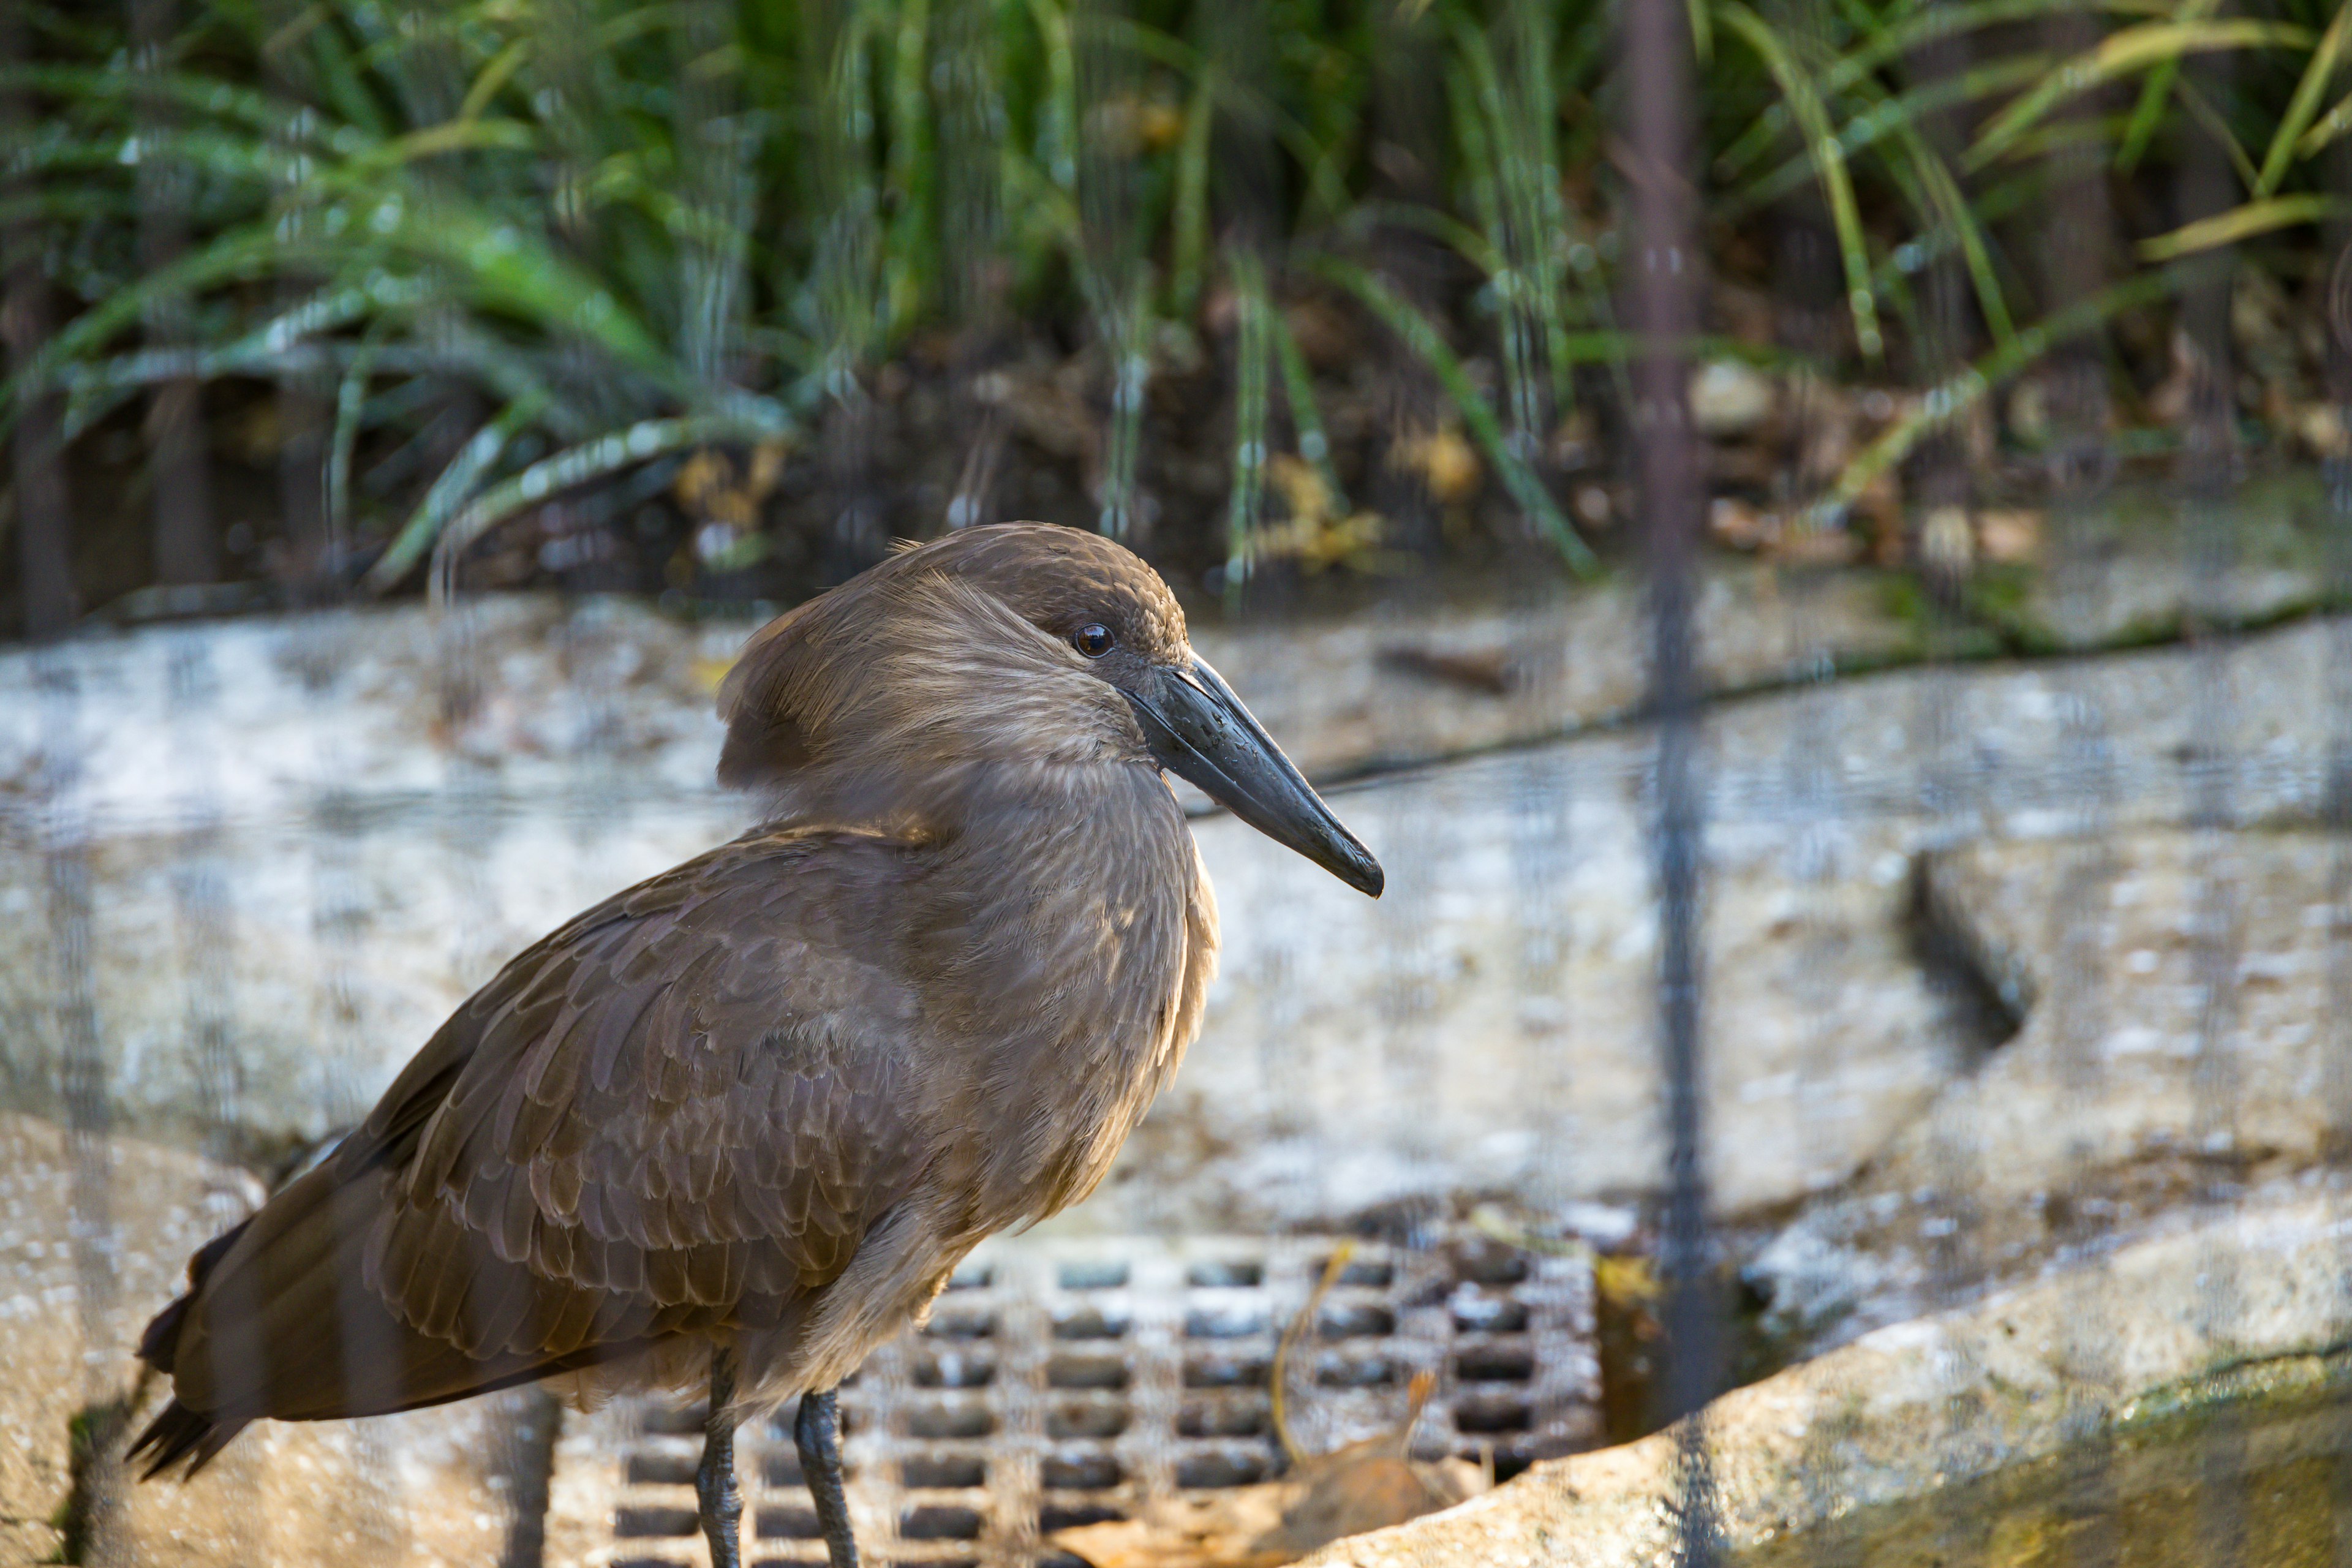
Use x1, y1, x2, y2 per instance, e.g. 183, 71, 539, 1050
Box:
1167, 65, 1215, 319
2258, 0, 2351, 194
2171, 69, 2260, 188
1968, 18, 2315, 171
367, 390, 551, 592
56, 272, 430, 437
886, 0, 937, 337
1716, 0, 1886, 361
300, 5, 393, 141
1023, 0, 1077, 194
2116, 0, 2218, 174
2297, 86, 2352, 155
1457, 0, 1575, 445
1891, 118, 2018, 351
1313, 257, 1596, 574
1713, 0, 2148, 183
1267, 296, 1346, 510
423, 407, 794, 603
456, 36, 530, 123
328, 315, 396, 550
1807, 262, 2193, 526
2140, 192, 2340, 257
1341, 198, 1504, 277
1720, 55, 2045, 223
1224, 246, 1273, 602
1687, 0, 1713, 65
0, 62, 373, 153
0, 222, 288, 442
385, 196, 677, 385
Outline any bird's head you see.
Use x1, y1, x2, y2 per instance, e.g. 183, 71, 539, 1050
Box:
717, 522, 1382, 897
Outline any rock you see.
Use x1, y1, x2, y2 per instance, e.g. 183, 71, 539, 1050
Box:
0, 567, 1918, 835
0, 1114, 257, 1561
0, 596, 747, 833
1101, 736, 1966, 1230
0, 1113, 526, 1567
1749, 826, 2352, 1352
115, 1399, 529, 1568
1689, 362, 1776, 440
1295, 1186, 2352, 1568
1194, 560, 1915, 785
6, 584, 2348, 1562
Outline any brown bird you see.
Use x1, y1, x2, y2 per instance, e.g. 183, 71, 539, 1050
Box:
129, 522, 1382, 1568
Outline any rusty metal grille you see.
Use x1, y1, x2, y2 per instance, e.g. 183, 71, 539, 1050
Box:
573, 1231, 1597, 1568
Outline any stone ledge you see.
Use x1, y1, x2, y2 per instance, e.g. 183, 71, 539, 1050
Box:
1299, 1186, 2352, 1567
0, 1114, 527, 1567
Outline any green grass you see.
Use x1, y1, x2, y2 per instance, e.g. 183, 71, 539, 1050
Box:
4, 0, 2347, 601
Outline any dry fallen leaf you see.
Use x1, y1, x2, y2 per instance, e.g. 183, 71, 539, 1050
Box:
1390, 426, 1482, 505
1975, 508, 2042, 566
1050, 1438, 1488, 1568
1050, 1489, 1294, 1568
2297, 403, 2349, 460
1256, 1439, 1487, 1558
1056, 1337, 1490, 1568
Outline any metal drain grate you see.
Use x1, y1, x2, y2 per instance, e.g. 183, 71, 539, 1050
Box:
576, 1231, 1597, 1568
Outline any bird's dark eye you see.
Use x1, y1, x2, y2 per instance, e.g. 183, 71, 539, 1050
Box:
1072, 623, 1115, 658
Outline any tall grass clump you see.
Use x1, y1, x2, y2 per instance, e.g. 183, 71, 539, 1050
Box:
2, 0, 2347, 626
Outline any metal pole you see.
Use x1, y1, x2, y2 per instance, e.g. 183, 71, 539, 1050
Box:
2, 1, 78, 639
133, 0, 219, 589
1624, 0, 1717, 1555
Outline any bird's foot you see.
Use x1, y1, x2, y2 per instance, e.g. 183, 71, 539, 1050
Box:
795, 1387, 859, 1568
698, 1348, 744, 1568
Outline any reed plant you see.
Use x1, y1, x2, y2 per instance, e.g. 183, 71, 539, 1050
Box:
2, 0, 2345, 612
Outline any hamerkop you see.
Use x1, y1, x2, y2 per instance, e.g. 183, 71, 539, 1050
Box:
130, 522, 1382, 1567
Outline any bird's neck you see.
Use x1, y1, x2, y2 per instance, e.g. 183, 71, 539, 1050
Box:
941, 758, 1214, 1223
949, 758, 1196, 905
759, 755, 1175, 851
772, 754, 1213, 1224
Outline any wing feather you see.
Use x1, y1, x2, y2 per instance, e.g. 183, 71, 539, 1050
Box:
248, 827, 938, 1374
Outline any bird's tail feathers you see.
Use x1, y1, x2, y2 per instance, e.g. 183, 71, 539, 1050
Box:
137, 1216, 252, 1378
125, 1398, 249, 1481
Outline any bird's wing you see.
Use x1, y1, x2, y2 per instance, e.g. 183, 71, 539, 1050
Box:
157, 827, 934, 1428
369, 825, 935, 1359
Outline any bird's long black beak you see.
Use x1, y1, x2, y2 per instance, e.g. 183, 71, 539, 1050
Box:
1126, 655, 1384, 897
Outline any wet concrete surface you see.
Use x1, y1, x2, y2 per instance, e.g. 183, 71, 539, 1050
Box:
2, 568, 2348, 1564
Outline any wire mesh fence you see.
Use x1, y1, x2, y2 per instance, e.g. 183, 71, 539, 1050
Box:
7, 0, 2352, 1564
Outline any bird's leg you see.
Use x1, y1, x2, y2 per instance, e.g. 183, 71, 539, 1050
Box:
794, 1387, 860, 1568
696, 1346, 744, 1568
